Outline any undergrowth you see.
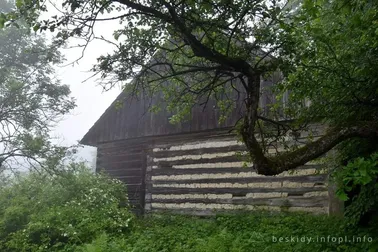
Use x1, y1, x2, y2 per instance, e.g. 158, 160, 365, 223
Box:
0, 165, 376, 252
79, 212, 375, 252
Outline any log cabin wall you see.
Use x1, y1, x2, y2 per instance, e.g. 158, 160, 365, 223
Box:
94, 129, 237, 214
144, 129, 330, 215
96, 139, 148, 215
94, 125, 331, 216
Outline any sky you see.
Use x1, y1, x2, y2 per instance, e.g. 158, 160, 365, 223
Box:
49, 19, 123, 170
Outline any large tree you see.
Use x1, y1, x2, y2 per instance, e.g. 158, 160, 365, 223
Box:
5, 0, 377, 175
0, 0, 75, 174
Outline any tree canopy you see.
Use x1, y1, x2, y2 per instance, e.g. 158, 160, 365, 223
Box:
0, 0, 75, 174
4, 0, 377, 175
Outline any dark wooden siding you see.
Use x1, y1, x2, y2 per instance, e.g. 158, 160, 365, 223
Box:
96, 140, 147, 215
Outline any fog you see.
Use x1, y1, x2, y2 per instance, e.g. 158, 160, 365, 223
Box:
49, 17, 123, 170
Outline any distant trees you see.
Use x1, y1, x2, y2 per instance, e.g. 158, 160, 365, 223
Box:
0, 0, 75, 174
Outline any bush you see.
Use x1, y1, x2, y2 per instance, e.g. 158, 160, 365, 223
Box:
0, 164, 133, 251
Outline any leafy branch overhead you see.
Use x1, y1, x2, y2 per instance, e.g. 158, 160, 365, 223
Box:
5, 0, 378, 175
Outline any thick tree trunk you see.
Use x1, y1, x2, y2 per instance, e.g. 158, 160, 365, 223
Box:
242, 119, 378, 175
240, 74, 276, 174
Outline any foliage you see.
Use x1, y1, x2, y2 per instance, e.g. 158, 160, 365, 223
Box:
330, 135, 378, 230
277, 0, 378, 127
0, 165, 133, 252
335, 153, 378, 201
333, 152, 378, 243
77, 213, 373, 252
0, 0, 75, 174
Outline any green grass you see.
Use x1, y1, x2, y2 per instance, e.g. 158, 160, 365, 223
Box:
79, 212, 376, 252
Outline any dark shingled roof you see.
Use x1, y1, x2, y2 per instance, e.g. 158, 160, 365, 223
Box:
80, 51, 281, 146
80, 84, 247, 146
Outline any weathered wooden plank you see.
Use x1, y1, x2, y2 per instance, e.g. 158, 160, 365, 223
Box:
99, 167, 143, 175
151, 187, 327, 195
151, 135, 237, 149
127, 199, 142, 204
151, 196, 328, 207
152, 145, 247, 158
152, 167, 252, 175
97, 154, 142, 164
97, 139, 148, 150
128, 193, 143, 199
120, 179, 143, 185
97, 142, 143, 157
103, 168, 143, 177
151, 164, 322, 176
150, 174, 327, 185
127, 194, 143, 201
154, 155, 249, 166
97, 149, 143, 157
150, 206, 327, 216
117, 176, 143, 184
148, 208, 222, 216
102, 162, 143, 170
98, 159, 142, 167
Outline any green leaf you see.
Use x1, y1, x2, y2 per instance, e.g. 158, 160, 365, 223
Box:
336, 190, 349, 201
33, 23, 40, 32
15, 0, 23, 9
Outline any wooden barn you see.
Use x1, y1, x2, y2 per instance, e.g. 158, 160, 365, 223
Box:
80, 78, 337, 216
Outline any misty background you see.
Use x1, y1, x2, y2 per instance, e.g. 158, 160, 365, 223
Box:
50, 18, 123, 171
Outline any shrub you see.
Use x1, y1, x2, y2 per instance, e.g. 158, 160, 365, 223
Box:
78, 212, 373, 252
0, 164, 133, 251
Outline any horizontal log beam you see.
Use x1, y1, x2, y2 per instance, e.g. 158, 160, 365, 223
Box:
151, 196, 328, 207
151, 187, 327, 195
150, 174, 327, 185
